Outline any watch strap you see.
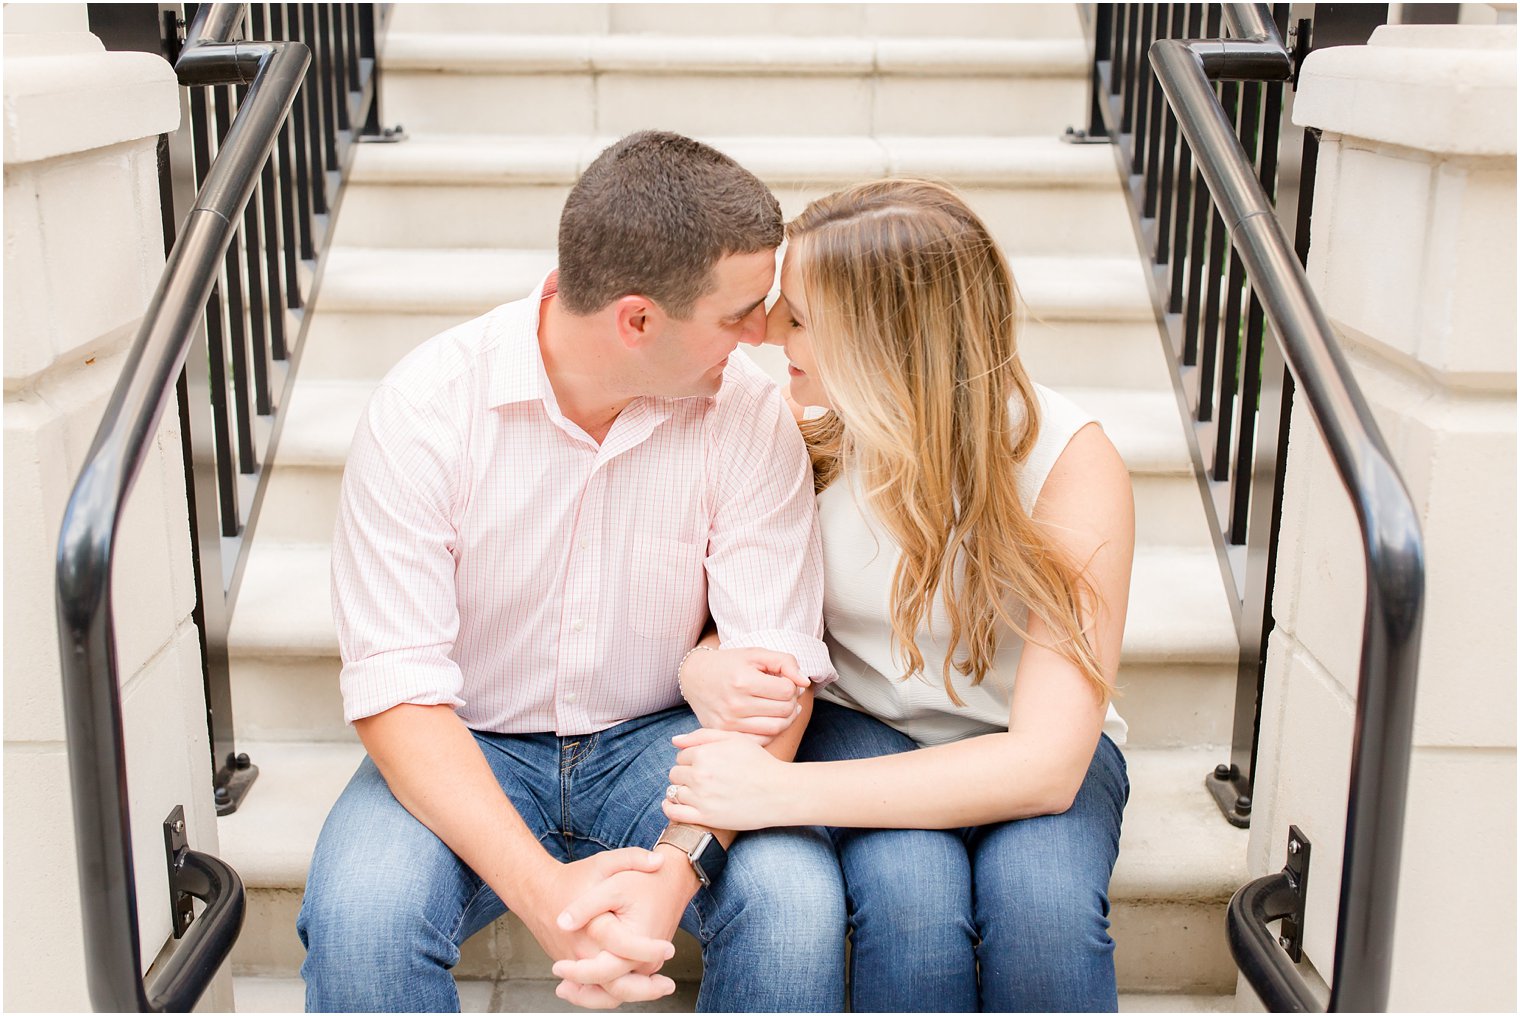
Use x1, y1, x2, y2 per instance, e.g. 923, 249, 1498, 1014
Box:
656, 823, 727, 888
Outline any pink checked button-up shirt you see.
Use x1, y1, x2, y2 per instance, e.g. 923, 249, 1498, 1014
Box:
332, 274, 833, 735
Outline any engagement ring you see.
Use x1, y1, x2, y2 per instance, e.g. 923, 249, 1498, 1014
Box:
666, 783, 681, 803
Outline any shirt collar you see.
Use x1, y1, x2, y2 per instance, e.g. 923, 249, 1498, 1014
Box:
488, 270, 557, 410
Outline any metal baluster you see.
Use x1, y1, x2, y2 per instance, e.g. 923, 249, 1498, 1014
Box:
1197, 198, 1229, 421
1121, 2, 1144, 133
1143, 5, 1175, 221
1087, 4, 1114, 138
250, 4, 291, 355
238, 93, 274, 417
358, 4, 383, 136
190, 86, 240, 536
328, 4, 352, 132
215, 86, 258, 475
285, 5, 321, 247
300, 4, 330, 216
1155, 5, 1188, 267
1111, 4, 1129, 103
1230, 289, 1268, 542
316, 5, 342, 167
1212, 80, 1258, 482
1132, 5, 1157, 177
346, 4, 363, 92
1182, 160, 1209, 365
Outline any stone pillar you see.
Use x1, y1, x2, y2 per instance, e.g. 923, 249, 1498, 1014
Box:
1249, 24, 1516, 1012
2, 6, 230, 1011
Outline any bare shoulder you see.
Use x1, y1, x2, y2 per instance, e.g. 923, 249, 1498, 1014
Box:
1032, 422, 1135, 555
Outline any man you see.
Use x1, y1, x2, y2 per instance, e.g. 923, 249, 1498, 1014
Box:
298, 131, 844, 1012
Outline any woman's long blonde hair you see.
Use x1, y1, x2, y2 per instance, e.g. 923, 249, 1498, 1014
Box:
793, 179, 1109, 705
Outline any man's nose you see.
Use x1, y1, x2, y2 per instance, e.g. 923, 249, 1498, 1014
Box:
736, 306, 768, 346
760, 303, 787, 347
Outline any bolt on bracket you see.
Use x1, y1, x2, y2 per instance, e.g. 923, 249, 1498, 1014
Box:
1278, 824, 1312, 962
163, 805, 195, 939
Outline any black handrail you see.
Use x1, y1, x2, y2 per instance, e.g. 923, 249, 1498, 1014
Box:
54, 6, 309, 1010
1093, 5, 1425, 1011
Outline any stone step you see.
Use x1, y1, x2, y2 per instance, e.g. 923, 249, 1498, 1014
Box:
297, 246, 1166, 390
231, 974, 1235, 1013
219, 740, 1248, 995
378, 33, 1087, 137
314, 247, 1152, 322
301, 307, 1174, 395
386, 4, 1084, 41
226, 539, 1236, 748
334, 134, 1135, 257
252, 371, 1210, 547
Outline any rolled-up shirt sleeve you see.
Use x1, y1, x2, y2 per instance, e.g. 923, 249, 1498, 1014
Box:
705, 375, 836, 686
331, 382, 467, 723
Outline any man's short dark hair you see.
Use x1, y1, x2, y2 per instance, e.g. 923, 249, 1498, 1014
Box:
556, 131, 782, 319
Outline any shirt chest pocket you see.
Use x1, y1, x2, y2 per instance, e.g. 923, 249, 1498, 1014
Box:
628, 535, 707, 639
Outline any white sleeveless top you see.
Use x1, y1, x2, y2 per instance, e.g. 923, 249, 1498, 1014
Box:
815, 384, 1128, 748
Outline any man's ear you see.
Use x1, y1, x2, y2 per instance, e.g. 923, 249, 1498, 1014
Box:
612, 295, 664, 351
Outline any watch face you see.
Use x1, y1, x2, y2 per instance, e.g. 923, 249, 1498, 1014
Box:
693, 833, 726, 888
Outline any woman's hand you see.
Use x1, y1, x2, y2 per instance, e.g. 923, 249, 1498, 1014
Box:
663, 728, 802, 830
679, 647, 808, 743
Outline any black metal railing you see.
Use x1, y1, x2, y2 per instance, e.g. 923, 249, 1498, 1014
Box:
1086, 4, 1425, 1012
1086, 1, 1296, 829
90, 1, 388, 818
58, 4, 382, 1009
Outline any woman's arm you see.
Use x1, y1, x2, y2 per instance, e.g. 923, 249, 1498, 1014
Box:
665, 423, 1134, 830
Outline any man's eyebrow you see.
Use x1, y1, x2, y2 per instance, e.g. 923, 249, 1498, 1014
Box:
727, 295, 768, 320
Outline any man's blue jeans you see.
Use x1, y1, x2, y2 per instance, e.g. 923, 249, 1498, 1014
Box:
796, 700, 1130, 1013
297, 705, 845, 1012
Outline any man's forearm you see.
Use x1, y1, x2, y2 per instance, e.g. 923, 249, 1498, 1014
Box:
354, 703, 557, 911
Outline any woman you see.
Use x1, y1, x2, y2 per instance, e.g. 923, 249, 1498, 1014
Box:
669, 179, 1134, 1012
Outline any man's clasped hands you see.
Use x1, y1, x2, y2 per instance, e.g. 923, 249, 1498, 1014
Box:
529, 645, 809, 1009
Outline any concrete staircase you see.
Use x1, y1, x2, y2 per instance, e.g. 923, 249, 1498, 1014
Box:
219, 4, 1246, 1010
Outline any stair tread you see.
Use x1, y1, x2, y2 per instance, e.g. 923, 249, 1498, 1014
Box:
221, 739, 1247, 901
230, 975, 1234, 1012
274, 377, 1192, 475
318, 247, 1154, 322
227, 540, 1235, 662
351, 133, 1121, 187
382, 32, 1087, 77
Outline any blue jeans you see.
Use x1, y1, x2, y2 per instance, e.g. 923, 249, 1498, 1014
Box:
796, 700, 1129, 1013
297, 705, 846, 1012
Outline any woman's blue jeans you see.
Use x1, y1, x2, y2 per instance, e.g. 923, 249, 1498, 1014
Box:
297, 705, 845, 1012
796, 700, 1130, 1013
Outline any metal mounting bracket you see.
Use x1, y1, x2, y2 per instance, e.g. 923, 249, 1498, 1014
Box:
1277, 824, 1312, 962
1205, 762, 1253, 828
1061, 125, 1113, 145
357, 123, 409, 144
162, 805, 195, 939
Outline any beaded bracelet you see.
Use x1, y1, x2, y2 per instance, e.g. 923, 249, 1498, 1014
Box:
677, 644, 716, 696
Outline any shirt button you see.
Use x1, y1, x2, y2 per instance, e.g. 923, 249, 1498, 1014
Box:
571, 619, 585, 633
566, 692, 578, 703
579, 538, 589, 550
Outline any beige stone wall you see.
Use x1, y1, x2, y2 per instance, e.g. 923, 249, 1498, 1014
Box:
2, 6, 229, 1010
1249, 24, 1516, 1012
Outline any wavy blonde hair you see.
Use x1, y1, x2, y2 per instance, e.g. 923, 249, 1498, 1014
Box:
792, 179, 1109, 705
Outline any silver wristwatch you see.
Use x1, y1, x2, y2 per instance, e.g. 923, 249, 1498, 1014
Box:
656, 823, 728, 888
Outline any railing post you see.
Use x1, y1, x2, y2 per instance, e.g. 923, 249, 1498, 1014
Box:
1086, 5, 1114, 140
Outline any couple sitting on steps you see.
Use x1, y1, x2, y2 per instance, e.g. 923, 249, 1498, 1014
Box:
298, 130, 1134, 1014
